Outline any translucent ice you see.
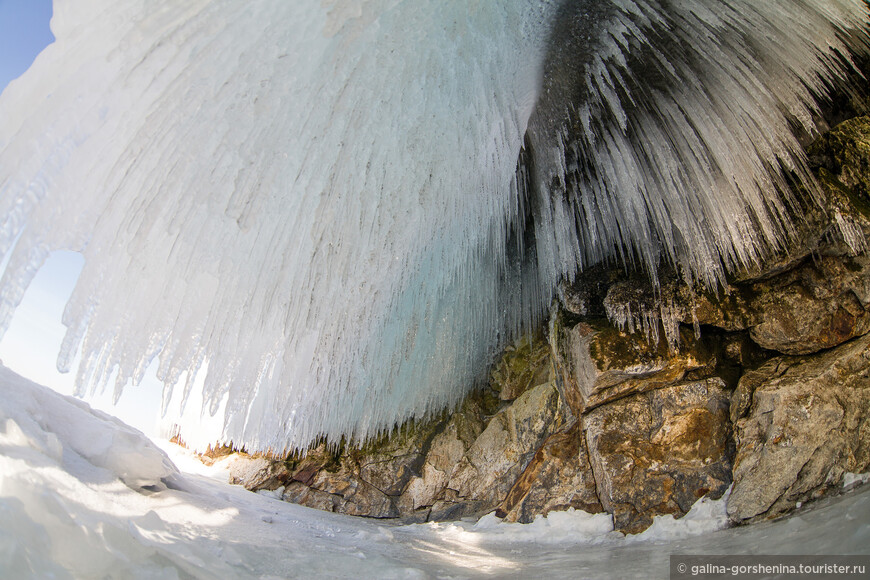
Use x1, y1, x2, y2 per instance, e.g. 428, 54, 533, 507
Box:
0, 1, 867, 452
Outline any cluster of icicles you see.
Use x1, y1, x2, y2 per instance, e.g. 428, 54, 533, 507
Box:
0, 0, 867, 452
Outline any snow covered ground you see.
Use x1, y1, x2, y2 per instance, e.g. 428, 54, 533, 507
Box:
1, 364, 868, 579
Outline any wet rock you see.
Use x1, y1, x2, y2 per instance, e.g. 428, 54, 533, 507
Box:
499, 422, 603, 523
584, 378, 732, 534
555, 318, 716, 414
728, 333, 870, 523
446, 381, 570, 515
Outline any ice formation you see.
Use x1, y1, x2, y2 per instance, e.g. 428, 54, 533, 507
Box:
0, 0, 868, 452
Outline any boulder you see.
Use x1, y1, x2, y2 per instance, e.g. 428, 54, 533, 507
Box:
427, 497, 489, 522
728, 333, 870, 523
228, 455, 290, 491
584, 378, 732, 534
282, 482, 339, 512
311, 469, 398, 518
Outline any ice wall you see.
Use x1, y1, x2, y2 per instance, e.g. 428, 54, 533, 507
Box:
0, 0, 867, 452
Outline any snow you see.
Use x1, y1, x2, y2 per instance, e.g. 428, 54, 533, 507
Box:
845, 472, 870, 489
0, 365, 176, 489
0, 1, 869, 455
2, 366, 869, 578
626, 489, 733, 543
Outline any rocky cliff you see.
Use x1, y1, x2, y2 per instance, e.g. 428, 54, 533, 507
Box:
223, 115, 870, 534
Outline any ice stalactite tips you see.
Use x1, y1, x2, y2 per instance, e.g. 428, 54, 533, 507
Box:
0, 0, 867, 453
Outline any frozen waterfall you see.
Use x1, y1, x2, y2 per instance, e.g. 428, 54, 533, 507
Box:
0, 0, 868, 453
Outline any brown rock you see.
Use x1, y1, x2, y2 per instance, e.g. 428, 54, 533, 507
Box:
809, 115, 870, 203
602, 277, 758, 339
357, 418, 444, 497
748, 254, 870, 355
282, 481, 339, 512
287, 445, 339, 486
306, 467, 398, 518
340, 482, 398, 518
742, 116, 870, 355
674, 286, 757, 331
555, 319, 715, 414
445, 381, 569, 515
728, 333, 870, 523
399, 395, 489, 513
359, 455, 418, 498
499, 422, 603, 523
227, 455, 290, 491
584, 378, 732, 534
276, 411, 453, 518
428, 499, 488, 521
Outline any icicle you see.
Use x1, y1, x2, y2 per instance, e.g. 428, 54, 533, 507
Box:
834, 210, 868, 255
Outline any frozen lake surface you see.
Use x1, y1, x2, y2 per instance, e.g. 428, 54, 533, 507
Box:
1, 365, 868, 579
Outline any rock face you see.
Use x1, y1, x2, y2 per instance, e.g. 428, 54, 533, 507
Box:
728, 333, 870, 523
228, 456, 287, 490
223, 116, 870, 534
554, 320, 715, 413
584, 379, 732, 534
748, 254, 870, 354
227, 339, 573, 524
810, 115, 870, 202
498, 423, 602, 523
489, 332, 552, 401
440, 381, 570, 516
400, 407, 483, 515
229, 321, 737, 533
